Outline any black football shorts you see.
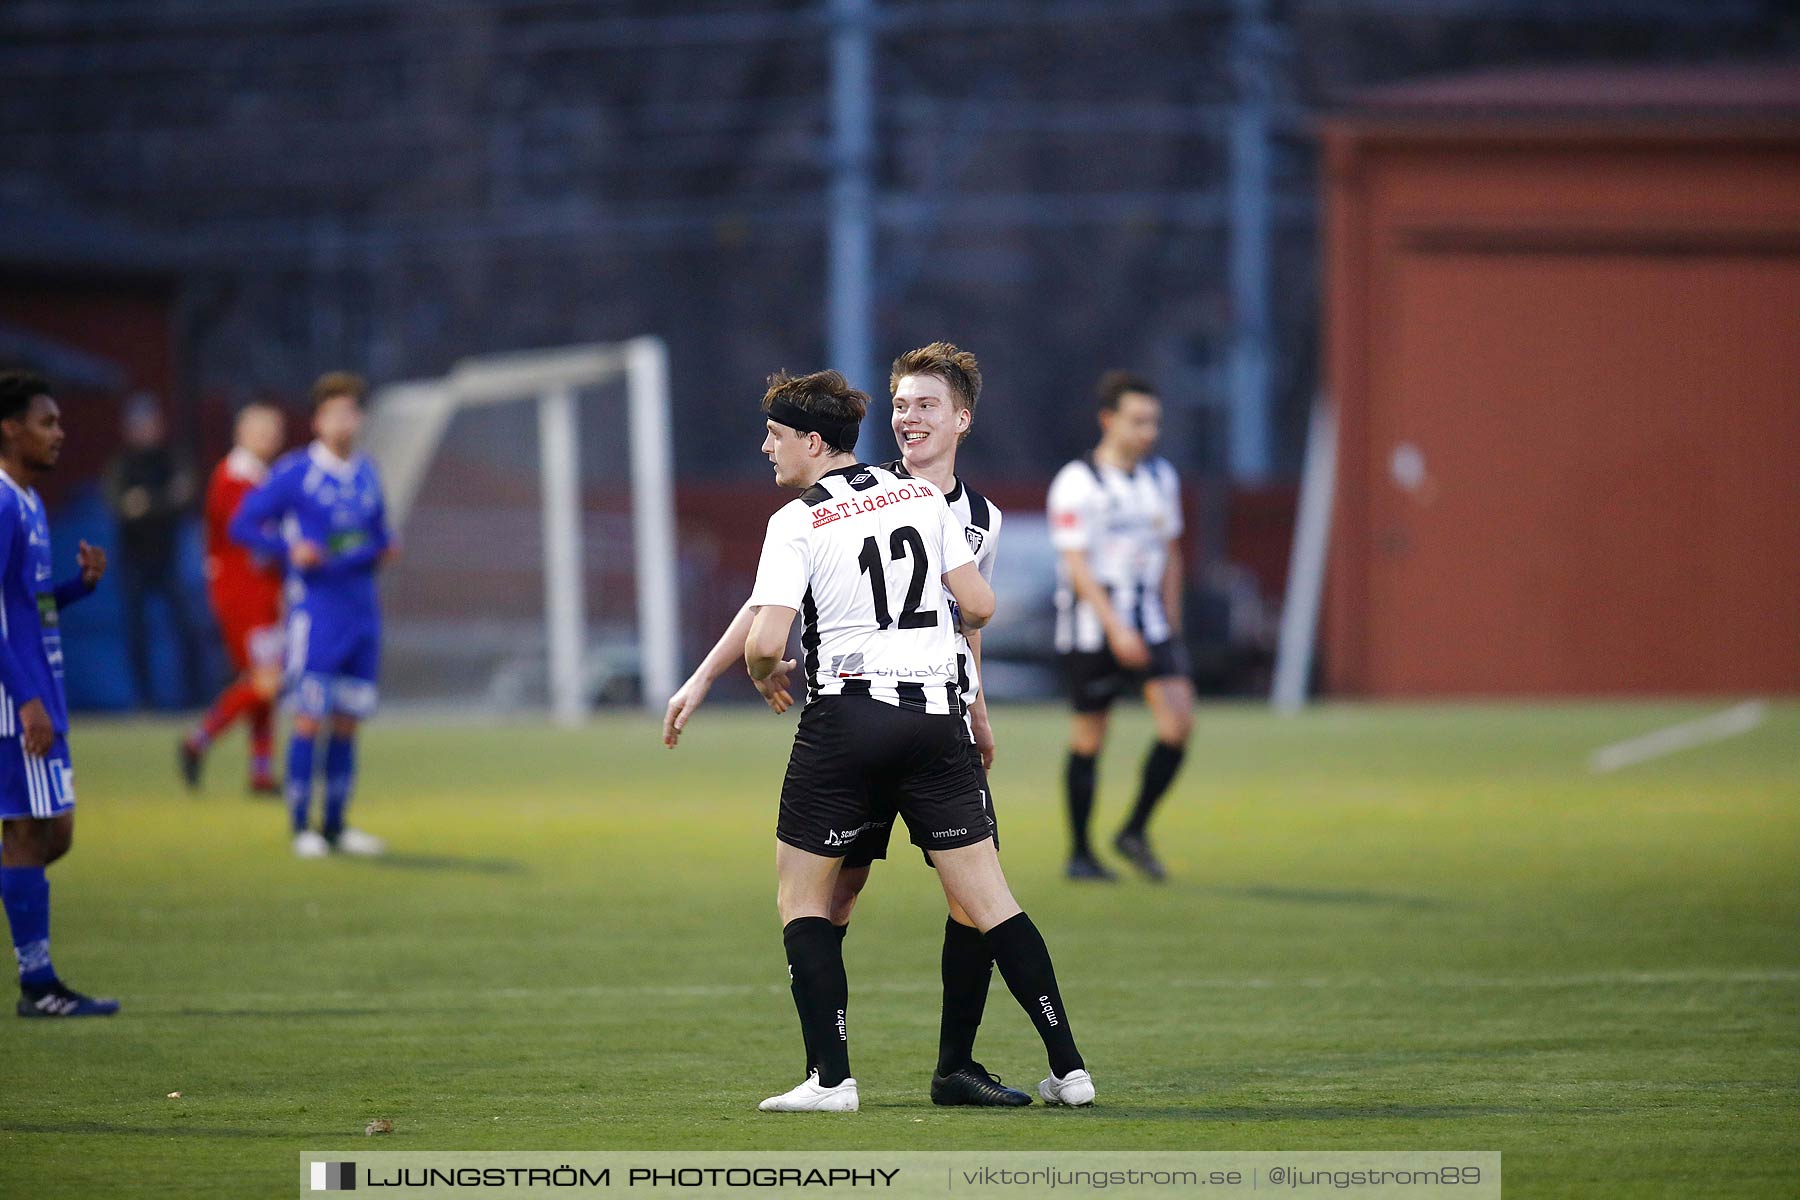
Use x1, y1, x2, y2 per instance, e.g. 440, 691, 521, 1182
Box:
843, 734, 998, 869
778, 697, 993, 859
1063, 638, 1190, 714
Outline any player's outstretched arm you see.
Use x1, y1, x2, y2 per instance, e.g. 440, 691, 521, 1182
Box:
744, 605, 799, 715
663, 600, 757, 746
943, 562, 994, 630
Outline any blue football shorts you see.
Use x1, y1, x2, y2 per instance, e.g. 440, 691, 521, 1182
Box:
0, 733, 74, 821
285, 609, 381, 719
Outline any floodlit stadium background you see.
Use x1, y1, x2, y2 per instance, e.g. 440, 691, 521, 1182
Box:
7, 1, 1795, 711
0, 4, 1796, 1199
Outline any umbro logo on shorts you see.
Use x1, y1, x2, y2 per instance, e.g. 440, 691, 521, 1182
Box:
931, 828, 969, 839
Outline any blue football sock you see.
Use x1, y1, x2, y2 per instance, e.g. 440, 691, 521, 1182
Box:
1, 865, 55, 989
287, 733, 316, 834
322, 735, 355, 841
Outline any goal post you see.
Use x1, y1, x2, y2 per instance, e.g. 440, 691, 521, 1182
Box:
1270, 398, 1334, 714
362, 338, 678, 724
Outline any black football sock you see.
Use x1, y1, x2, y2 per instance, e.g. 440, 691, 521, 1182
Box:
783, 917, 851, 1087
983, 912, 1084, 1077
1065, 751, 1098, 859
792, 922, 851, 1077
796, 921, 850, 1073
1123, 741, 1186, 836
789, 975, 820, 1079
936, 915, 994, 1076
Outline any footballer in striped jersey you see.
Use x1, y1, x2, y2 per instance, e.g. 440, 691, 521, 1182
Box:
1046, 372, 1195, 882
664, 344, 1032, 1108
739, 367, 1093, 1113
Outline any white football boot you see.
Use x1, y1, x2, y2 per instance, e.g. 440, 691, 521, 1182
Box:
335, 828, 387, 857
293, 830, 330, 859
1038, 1068, 1096, 1107
758, 1071, 860, 1112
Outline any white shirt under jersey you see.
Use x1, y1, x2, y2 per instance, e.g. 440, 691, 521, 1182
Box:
1047, 455, 1183, 654
749, 462, 975, 715
879, 460, 1002, 710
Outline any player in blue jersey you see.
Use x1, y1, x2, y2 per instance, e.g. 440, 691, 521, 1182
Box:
0, 371, 116, 1017
231, 372, 392, 858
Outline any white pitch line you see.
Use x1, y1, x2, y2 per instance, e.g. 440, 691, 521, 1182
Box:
1167, 969, 1800, 990
143, 968, 1800, 1013
1588, 701, 1768, 774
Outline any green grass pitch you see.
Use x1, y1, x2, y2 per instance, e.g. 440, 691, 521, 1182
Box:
1, 701, 1795, 1197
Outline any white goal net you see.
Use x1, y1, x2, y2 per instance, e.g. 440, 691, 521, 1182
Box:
361, 339, 677, 724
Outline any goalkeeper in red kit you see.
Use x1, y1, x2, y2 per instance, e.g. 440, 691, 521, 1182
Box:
180, 403, 287, 794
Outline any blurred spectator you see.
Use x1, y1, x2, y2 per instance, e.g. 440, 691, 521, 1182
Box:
102, 394, 206, 708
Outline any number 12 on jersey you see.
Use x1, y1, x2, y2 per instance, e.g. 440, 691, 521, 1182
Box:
856, 528, 940, 631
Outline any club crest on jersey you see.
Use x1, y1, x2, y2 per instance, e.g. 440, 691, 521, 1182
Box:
964, 526, 985, 555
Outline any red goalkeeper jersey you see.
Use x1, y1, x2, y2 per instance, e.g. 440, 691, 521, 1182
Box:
204, 447, 283, 627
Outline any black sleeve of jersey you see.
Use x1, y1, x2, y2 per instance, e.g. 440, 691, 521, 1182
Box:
964, 487, 991, 531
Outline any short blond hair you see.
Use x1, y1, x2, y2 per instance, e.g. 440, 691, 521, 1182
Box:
889, 342, 982, 443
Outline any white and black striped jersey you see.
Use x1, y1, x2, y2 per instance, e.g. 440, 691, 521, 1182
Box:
879, 460, 1002, 708
749, 463, 975, 714
1047, 455, 1183, 654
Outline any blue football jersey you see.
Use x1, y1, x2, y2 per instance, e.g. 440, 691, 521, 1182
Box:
0, 469, 95, 735
230, 443, 390, 628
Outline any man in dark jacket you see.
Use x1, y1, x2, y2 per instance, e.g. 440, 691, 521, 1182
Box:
103, 394, 206, 708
